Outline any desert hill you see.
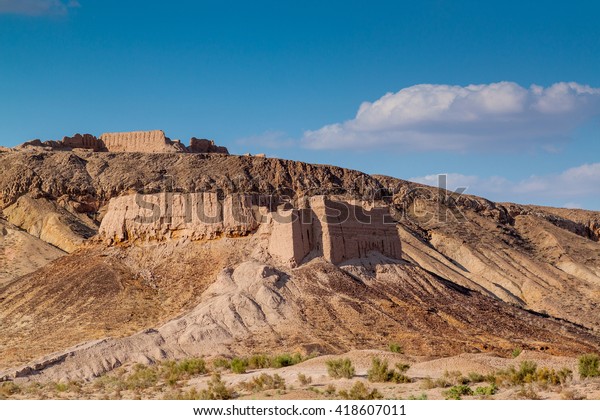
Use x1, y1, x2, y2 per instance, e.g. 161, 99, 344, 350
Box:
0, 145, 599, 382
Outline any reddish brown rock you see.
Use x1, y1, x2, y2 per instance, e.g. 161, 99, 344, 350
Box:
188, 137, 229, 154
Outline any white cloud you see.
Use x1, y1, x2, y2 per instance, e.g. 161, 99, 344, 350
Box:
303, 82, 600, 152
0, 0, 80, 16
410, 162, 600, 207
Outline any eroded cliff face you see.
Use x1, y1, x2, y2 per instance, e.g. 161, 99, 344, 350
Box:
99, 192, 259, 243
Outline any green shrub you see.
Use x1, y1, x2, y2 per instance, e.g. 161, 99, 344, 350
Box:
368, 357, 411, 383
474, 383, 497, 396
271, 353, 303, 368
176, 358, 207, 376
512, 347, 523, 358
367, 357, 391, 382
578, 354, 600, 379
326, 358, 355, 379
338, 382, 383, 400
408, 393, 428, 400
126, 364, 159, 390
444, 385, 473, 400
161, 358, 207, 385
536, 367, 572, 385
212, 358, 231, 370
388, 343, 404, 354
497, 361, 537, 385
495, 361, 571, 386
230, 358, 248, 374
247, 354, 271, 370
54, 382, 69, 393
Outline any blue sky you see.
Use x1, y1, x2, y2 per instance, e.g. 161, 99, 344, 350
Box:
1, 0, 599, 209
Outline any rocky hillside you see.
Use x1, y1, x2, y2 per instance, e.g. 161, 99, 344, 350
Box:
1, 148, 599, 381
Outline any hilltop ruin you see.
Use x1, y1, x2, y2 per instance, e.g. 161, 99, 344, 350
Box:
17, 129, 229, 155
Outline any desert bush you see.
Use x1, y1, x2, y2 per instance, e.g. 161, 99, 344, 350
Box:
420, 377, 436, 390
474, 383, 497, 396
165, 387, 204, 400
239, 373, 286, 392
212, 358, 231, 371
326, 358, 355, 379
53, 382, 70, 393
297, 373, 312, 386
511, 347, 522, 358
560, 388, 585, 400
338, 382, 383, 400
388, 343, 404, 354
126, 364, 159, 390
199, 373, 234, 400
496, 361, 537, 386
536, 367, 572, 385
162, 358, 207, 385
467, 372, 486, 383
230, 358, 248, 374
514, 385, 541, 400
496, 361, 571, 386
247, 354, 271, 369
271, 353, 303, 368
444, 385, 473, 400
175, 358, 207, 376
408, 393, 428, 400
0, 381, 21, 397
367, 357, 411, 384
578, 353, 600, 379
367, 357, 391, 382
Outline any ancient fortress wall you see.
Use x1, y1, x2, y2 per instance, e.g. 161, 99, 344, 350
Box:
100, 130, 187, 153
18, 130, 229, 154
99, 193, 402, 265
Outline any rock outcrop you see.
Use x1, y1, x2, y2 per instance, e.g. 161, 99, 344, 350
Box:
188, 137, 229, 154
0, 218, 66, 286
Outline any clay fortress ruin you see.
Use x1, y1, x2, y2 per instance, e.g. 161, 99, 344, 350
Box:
19, 129, 229, 154
99, 193, 402, 266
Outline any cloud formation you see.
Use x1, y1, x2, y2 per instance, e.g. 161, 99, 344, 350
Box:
0, 0, 80, 16
303, 82, 600, 152
410, 162, 600, 208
